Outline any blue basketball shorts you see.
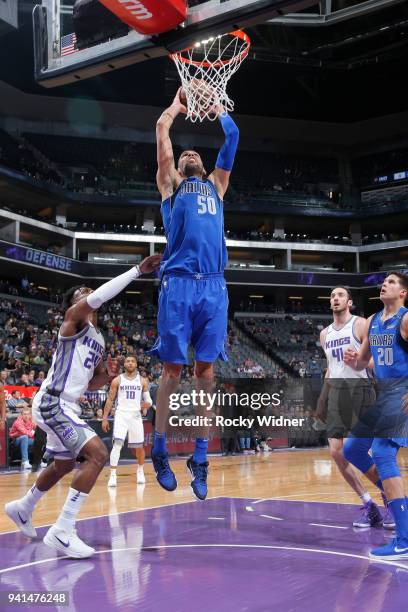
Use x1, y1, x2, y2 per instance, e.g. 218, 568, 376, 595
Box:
147, 272, 228, 365
350, 382, 408, 447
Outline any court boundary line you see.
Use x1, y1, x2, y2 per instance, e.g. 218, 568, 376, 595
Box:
0, 496, 223, 536
1, 543, 408, 575
228, 494, 374, 506
0, 494, 375, 536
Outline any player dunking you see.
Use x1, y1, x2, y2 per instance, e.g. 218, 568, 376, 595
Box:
4, 254, 160, 558
102, 355, 152, 487
344, 272, 408, 559
146, 89, 239, 500
318, 287, 393, 528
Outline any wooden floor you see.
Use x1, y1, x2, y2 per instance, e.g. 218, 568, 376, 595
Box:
1, 448, 408, 532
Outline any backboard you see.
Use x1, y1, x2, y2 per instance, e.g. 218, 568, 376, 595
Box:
33, 0, 319, 87
34, 0, 403, 88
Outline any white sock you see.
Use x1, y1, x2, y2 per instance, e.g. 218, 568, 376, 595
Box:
110, 468, 117, 476
55, 487, 88, 533
110, 440, 122, 467
137, 465, 144, 471
19, 485, 46, 513
361, 492, 372, 504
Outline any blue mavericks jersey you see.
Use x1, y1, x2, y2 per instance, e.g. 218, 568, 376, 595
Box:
160, 177, 228, 275
369, 306, 408, 379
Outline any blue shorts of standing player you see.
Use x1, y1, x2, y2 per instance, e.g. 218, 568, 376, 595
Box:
149, 272, 228, 365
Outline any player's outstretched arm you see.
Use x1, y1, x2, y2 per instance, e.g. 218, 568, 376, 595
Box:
101, 376, 120, 432
208, 109, 239, 199
156, 88, 186, 200
344, 316, 373, 370
61, 254, 162, 336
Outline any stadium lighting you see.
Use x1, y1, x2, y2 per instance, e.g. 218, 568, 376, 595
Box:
249, 295, 264, 298
289, 296, 303, 300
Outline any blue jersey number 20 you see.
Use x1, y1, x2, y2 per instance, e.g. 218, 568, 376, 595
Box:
197, 195, 217, 215
377, 347, 393, 366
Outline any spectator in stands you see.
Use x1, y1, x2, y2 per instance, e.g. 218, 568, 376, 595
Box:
95, 408, 104, 421
19, 373, 31, 387
21, 324, 33, 350
34, 371, 45, 387
0, 382, 6, 431
0, 370, 12, 385
32, 348, 47, 368
9, 407, 36, 469
7, 390, 27, 413
25, 370, 36, 386
79, 396, 94, 420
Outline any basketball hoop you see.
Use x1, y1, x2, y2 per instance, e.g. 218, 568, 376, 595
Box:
170, 30, 250, 123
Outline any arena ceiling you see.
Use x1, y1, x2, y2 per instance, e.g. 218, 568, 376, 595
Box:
1, 0, 408, 122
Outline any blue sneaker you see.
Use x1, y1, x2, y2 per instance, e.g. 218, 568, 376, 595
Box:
187, 456, 208, 501
151, 452, 177, 492
370, 537, 408, 560
353, 501, 383, 528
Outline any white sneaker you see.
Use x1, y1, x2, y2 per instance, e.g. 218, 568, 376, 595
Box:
137, 468, 146, 484
108, 472, 117, 487
40, 461, 48, 468
4, 500, 37, 538
43, 525, 95, 559
21, 461, 32, 470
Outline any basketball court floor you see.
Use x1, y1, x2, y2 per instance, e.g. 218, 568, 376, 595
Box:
1, 449, 407, 611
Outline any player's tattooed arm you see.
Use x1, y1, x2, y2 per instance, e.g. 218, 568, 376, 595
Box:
344, 316, 373, 370
156, 88, 186, 200
101, 376, 120, 432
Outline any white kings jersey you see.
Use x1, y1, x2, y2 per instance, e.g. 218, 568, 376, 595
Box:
116, 373, 143, 413
323, 316, 368, 379
40, 322, 105, 402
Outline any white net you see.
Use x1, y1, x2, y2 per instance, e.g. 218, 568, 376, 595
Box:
170, 30, 250, 123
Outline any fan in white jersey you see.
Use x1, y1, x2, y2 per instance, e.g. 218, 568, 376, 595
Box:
317, 286, 393, 529
4, 254, 162, 559
102, 355, 152, 487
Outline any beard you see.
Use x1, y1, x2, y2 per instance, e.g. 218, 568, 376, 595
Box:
183, 161, 202, 177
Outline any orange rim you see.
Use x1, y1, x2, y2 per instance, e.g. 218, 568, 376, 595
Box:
170, 30, 250, 68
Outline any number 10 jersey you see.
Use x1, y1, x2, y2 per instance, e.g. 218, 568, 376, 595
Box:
116, 373, 143, 414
